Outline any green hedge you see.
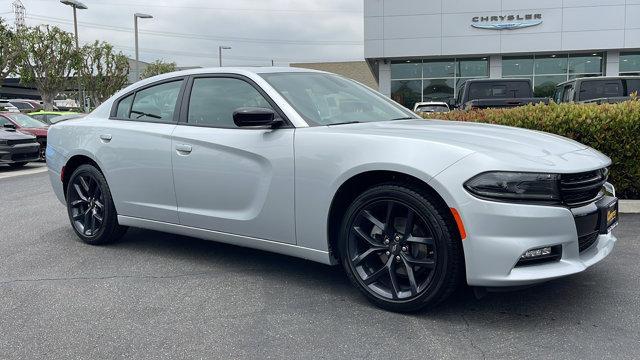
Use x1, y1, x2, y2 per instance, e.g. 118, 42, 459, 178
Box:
423, 100, 640, 199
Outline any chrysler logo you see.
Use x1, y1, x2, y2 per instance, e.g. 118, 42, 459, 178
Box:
471, 14, 542, 30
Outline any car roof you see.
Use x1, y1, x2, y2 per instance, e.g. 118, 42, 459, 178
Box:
556, 75, 640, 87
134, 66, 325, 85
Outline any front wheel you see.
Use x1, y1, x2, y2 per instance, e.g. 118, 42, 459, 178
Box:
339, 183, 463, 312
66, 164, 127, 245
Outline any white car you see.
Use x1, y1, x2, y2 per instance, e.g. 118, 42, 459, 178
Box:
46, 67, 618, 312
413, 101, 450, 113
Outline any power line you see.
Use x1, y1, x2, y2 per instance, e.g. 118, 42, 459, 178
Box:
25, 14, 363, 46
24, 0, 362, 14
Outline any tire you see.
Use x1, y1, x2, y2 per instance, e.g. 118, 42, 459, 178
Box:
65, 164, 127, 245
338, 183, 463, 312
8, 162, 27, 169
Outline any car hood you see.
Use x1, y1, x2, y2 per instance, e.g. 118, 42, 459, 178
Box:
19, 127, 48, 137
0, 129, 36, 140
345, 119, 588, 157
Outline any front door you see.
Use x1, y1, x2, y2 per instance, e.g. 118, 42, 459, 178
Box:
171, 75, 295, 244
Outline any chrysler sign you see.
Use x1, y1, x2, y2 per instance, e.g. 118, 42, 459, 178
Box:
471, 13, 542, 30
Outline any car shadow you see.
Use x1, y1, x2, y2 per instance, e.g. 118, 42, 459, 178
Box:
112, 227, 618, 323
0, 162, 46, 173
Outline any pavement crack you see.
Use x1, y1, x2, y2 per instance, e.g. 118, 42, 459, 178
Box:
0, 271, 213, 285
460, 313, 487, 360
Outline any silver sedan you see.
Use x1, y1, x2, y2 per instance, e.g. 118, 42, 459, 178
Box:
46, 67, 618, 312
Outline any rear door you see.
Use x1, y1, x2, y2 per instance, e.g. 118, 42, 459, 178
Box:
98, 78, 185, 224
171, 74, 296, 244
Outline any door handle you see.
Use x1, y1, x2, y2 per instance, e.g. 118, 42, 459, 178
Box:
175, 144, 192, 155
99, 134, 112, 143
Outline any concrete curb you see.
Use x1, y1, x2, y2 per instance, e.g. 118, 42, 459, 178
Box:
620, 200, 640, 214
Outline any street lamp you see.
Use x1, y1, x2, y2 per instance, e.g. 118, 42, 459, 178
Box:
60, 0, 87, 111
218, 46, 231, 67
134, 13, 153, 81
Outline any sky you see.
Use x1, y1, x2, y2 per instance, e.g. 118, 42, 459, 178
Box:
1, 0, 364, 67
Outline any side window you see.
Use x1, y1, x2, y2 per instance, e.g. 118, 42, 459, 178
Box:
115, 94, 133, 118
187, 77, 273, 128
129, 80, 183, 122
0, 117, 10, 126
579, 80, 623, 101
625, 79, 640, 96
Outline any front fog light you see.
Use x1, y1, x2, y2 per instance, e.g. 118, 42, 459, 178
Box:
521, 247, 552, 259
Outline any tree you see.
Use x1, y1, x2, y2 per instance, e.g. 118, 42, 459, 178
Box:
140, 60, 177, 79
78, 41, 129, 108
18, 25, 79, 110
0, 18, 22, 88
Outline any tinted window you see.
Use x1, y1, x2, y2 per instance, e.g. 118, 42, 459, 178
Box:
467, 81, 530, 100
30, 114, 48, 123
579, 80, 623, 101
116, 94, 133, 118
11, 102, 33, 110
415, 105, 449, 113
562, 84, 574, 102
129, 80, 183, 122
625, 79, 640, 96
187, 77, 273, 128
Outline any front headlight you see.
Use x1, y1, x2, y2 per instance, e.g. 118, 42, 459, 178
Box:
464, 171, 561, 204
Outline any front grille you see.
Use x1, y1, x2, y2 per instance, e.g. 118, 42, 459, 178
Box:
578, 231, 599, 252
560, 169, 608, 207
6, 139, 36, 146
11, 152, 38, 161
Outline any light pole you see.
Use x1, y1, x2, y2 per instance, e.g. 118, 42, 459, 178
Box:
60, 0, 87, 110
134, 13, 153, 81
218, 46, 231, 67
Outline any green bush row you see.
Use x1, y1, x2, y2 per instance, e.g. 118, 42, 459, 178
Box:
423, 101, 640, 199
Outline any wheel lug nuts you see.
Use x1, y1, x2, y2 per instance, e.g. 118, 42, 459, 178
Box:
383, 239, 390, 245
385, 251, 391, 256
394, 235, 401, 241
395, 255, 401, 261
401, 246, 408, 252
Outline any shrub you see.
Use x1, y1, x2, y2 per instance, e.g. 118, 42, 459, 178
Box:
423, 101, 640, 199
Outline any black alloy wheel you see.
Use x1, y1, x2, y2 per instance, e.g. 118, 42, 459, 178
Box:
340, 184, 463, 312
66, 164, 127, 245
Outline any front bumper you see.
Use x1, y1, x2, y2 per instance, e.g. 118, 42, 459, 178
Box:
0, 143, 40, 164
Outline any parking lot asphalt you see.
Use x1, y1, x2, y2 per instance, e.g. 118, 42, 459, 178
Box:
1, 171, 639, 360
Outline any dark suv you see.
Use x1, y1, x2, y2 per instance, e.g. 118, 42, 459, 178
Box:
0, 125, 40, 168
553, 76, 640, 103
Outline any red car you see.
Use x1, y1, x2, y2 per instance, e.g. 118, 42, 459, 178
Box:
0, 112, 48, 160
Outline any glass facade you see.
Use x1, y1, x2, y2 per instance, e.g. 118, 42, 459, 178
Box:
502, 53, 605, 97
620, 52, 640, 76
390, 57, 488, 108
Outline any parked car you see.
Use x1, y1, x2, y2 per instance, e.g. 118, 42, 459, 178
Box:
553, 76, 640, 104
454, 78, 549, 110
413, 101, 450, 114
47, 68, 617, 312
0, 124, 40, 168
0, 112, 48, 160
28, 111, 81, 125
0, 100, 20, 113
5, 99, 40, 113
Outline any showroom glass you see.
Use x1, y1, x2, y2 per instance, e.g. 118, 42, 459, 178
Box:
6, 113, 47, 128
127, 80, 183, 122
260, 72, 416, 126
620, 52, 640, 75
390, 57, 488, 107
188, 77, 273, 128
502, 57, 534, 77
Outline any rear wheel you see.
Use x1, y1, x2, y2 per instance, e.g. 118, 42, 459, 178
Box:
339, 183, 463, 312
8, 162, 27, 169
66, 164, 127, 245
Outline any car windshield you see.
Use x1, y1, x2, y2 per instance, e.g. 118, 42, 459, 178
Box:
415, 105, 449, 113
259, 72, 418, 126
10, 101, 33, 110
7, 113, 47, 128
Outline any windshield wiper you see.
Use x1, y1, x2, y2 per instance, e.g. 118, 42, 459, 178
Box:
389, 116, 417, 121
326, 121, 361, 126
130, 110, 162, 119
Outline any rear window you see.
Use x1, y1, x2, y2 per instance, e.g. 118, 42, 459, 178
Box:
467, 81, 531, 100
10, 102, 33, 110
415, 105, 449, 113
579, 80, 623, 101
625, 79, 640, 96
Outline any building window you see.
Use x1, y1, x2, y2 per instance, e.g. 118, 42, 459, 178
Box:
390, 57, 488, 108
620, 52, 640, 76
502, 53, 604, 97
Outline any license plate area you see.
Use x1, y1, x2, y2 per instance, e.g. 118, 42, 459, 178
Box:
598, 196, 618, 234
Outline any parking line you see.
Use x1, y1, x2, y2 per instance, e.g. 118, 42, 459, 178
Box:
0, 166, 48, 180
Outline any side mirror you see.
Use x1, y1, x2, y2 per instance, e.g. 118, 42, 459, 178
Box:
233, 107, 282, 128
3, 123, 16, 130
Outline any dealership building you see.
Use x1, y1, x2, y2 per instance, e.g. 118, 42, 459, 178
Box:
364, 0, 640, 107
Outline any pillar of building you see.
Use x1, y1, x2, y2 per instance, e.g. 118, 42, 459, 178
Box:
378, 61, 391, 96
605, 50, 620, 76
489, 55, 502, 78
